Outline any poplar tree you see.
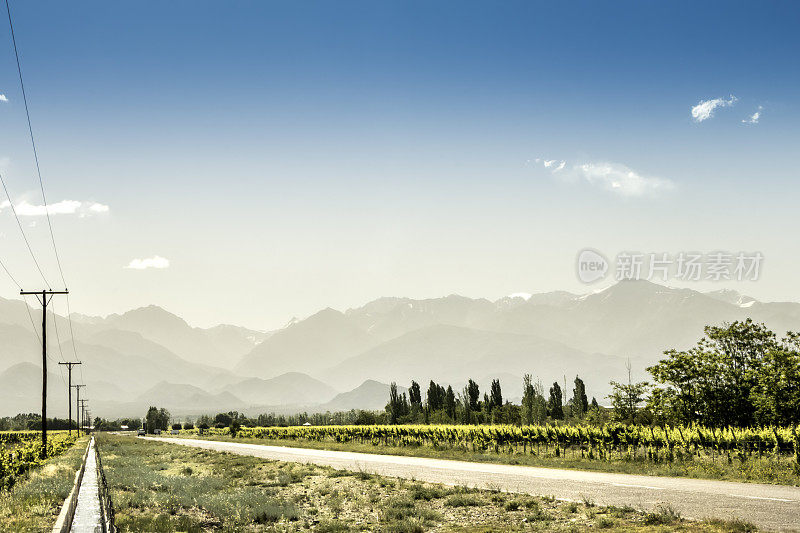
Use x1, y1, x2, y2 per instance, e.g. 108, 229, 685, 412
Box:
548, 382, 563, 419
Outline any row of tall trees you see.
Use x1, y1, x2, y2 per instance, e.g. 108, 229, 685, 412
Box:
387, 321, 800, 428
388, 375, 598, 425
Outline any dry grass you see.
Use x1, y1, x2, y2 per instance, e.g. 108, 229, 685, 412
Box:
96, 434, 759, 531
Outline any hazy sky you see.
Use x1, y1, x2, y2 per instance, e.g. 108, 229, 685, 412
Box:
0, 1, 798, 330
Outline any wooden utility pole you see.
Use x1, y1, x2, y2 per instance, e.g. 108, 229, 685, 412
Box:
79, 399, 88, 434
73, 384, 85, 436
58, 361, 81, 435
20, 289, 68, 458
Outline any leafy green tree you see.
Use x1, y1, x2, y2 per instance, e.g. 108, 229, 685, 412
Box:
444, 385, 457, 420
750, 333, 800, 426
608, 378, 649, 425
145, 406, 170, 433
572, 376, 589, 418
215, 412, 234, 426
466, 379, 480, 411
386, 382, 409, 423
489, 379, 503, 408
648, 319, 788, 427
521, 374, 535, 424
426, 381, 446, 412
547, 382, 563, 420
409, 381, 422, 407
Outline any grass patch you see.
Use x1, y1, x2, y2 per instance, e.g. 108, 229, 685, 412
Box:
643, 503, 681, 525
0, 436, 87, 531
704, 518, 758, 532
444, 493, 483, 507
408, 484, 447, 501
123, 435, 770, 532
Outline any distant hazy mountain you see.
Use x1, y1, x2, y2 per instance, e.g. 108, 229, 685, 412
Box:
216, 373, 338, 407
324, 324, 626, 397
235, 308, 378, 378
1, 280, 798, 418
134, 381, 244, 411
0, 323, 41, 368
235, 280, 800, 403
85, 329, 236, 386
88, 305, 264, 368
705, 289, 757, 307
317, 380, 406, 412
0, 363, 70, 418
344, 295, 497, 342
482, 281, 800, 359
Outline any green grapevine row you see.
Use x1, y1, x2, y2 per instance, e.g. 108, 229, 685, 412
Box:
186, 423, 800, 463
0, 432, 78, 491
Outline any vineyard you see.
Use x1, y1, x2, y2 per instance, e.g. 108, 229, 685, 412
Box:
0, 431, 79, 491
185, 423, 800, 465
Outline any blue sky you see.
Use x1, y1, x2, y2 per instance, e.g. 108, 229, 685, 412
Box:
0, 1, 798, 328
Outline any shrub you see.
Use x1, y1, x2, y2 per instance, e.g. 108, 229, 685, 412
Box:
643, 504, 681, 525
444, 494, 482, 507
183, 422, 194, 430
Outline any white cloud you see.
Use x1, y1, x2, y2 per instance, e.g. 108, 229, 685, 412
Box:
691, 95, 737, 122
575, 162, 674, 197
533, 157, 674, 197
0, 199, 109, 216
742, 106, 763, 124
88, 202, 110, 213
0, 94, 7, 102
125, 256, 170, 270
16, 199, 82, 216
536, 158, 566, 172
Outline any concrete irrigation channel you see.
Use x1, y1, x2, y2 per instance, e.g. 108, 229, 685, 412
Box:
53, 436, 116, 533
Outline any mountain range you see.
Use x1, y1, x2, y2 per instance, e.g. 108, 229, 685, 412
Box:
1, 280, 797, 418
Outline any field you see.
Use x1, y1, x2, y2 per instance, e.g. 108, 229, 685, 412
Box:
0, 434, 87, 530
98, 434, 755, 532
174, 424, 800, 486
0, 430, 79, 491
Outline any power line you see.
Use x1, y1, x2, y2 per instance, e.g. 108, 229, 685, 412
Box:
4, 1, 83, 389
49, 300, 68, 390
0, 173, 51, 288
65, 294, 80, 360
4, 0, 67, 290
0, 256, 21, 290
0, 249, 42, 347
20, 294, 41, 346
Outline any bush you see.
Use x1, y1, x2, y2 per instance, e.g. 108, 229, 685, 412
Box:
198, 422, 209, 430
171, 423, 182, 431
183, 422, 194, 430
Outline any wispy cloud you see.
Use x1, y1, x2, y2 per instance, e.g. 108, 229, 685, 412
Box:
742, 106, 763, 124
691, 95, 737, 122
533, 158, 674, 197
535, 158, 566, 172
0, 199, 109, 217
0, 94, 7, 102
125, 256, 170, 270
